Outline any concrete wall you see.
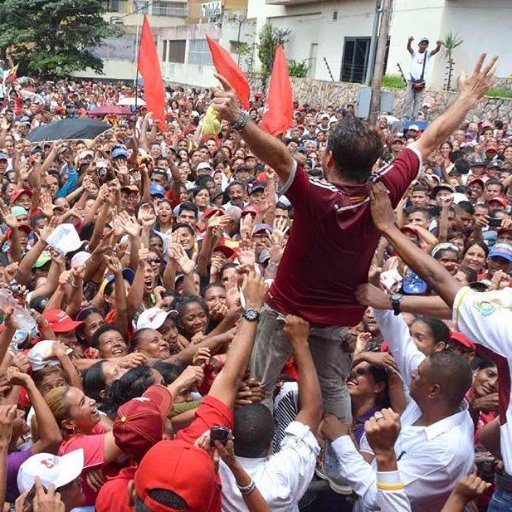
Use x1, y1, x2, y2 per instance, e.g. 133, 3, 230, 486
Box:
168, 73, 512, 124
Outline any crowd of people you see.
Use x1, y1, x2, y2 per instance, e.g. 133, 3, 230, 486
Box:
0, 50, 510, 512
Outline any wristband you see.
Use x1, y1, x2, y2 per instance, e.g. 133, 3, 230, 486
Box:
230, 110, 249, 131
237, 479, 256, 495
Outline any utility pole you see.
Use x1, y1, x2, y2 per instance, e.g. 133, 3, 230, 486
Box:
369, 0, 393, 125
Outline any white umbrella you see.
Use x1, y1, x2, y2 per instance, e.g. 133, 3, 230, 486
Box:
117, 97, 146, 107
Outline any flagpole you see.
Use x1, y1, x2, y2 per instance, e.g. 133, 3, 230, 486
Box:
134, 9, 142, 111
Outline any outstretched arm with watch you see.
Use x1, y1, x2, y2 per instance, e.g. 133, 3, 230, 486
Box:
208, 271, 268, 409
356, 283, 452, 319
211, 74, 294, 184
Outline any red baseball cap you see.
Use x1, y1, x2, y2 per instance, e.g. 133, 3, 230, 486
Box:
203, 206, 224, 219
134, 439, 218, 512
488, 196, 509, 208
42, 309, 83, 333
113, 385, 173, 462
449, 331, 476, 352
213, 244, 236, 259
5, 225, 32, 238
241, 205, 258, 217
11, 189, 33, 204
486, 143, 498, 153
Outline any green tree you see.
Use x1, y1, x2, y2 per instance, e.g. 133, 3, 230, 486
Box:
257, 21, 290, 78
0, 0, 121, 77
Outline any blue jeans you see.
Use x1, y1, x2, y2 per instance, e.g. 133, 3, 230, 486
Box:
488, 488, 512, 511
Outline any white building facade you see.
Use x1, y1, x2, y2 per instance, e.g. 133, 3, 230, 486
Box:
246, 0, 511, 90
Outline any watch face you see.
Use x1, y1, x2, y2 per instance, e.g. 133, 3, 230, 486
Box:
391, 293, 402, 301
244, 309, 258, 320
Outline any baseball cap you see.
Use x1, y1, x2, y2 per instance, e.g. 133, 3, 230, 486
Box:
449, 331, 476, 352
134, 439, 218, 512
0, 152, 8, 161
248, 181, 266, 195
112, 147, 129, 159
432, 183, 455, 196
70, 251, 91, 269
419, 36, 429, 43
197, 162, 212, 172
469, 177, 485, 188
487, 159, 503, 169
488, 197, 508, 208
150, 183, 165, 197
136, 307, 178, 330
78, 150, 94, 160
203, 206, 224, 219
28, 339, 73, 371
486, 143, 498, 153
113, 385, 173, 461
121, 184, 139, 193
241, 205, 258, 217
42, 309, 84, 333
471, 157, 485, 167
17, 449, 84, 493
408, 124, 420, 132
33, 251, 52, 269
11, 206, 28, 217
11, 189, 33, 203
489, 243, 512, 262
253, 223, 273, 234
105, 268, 135, 286
213, 244, 236, 259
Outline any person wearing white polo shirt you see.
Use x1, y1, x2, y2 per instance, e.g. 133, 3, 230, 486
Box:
365, 179, 512, 511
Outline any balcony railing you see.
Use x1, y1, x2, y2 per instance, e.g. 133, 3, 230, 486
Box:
151, 4, 188, 16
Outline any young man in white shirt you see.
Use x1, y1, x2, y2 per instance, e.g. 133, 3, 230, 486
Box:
219, 315, 321, 512
403, 36, 442, 120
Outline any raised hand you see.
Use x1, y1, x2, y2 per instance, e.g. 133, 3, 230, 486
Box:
459, 54, 498, 101
241, 271, 268, 310
370, 182, 395, 232
364, 408, 401, 455
210, 74, 243, 124
283, 315, 310, 345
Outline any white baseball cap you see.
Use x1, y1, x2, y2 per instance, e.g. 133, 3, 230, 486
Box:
27, 340, 73, 371
17, 449, 84, 493
136, 307, 178, 330
196, 161, 213, 172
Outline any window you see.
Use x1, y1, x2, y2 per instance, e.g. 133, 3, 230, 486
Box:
167, 40, 186, 63
162, 40, 168, 62
188, 39, 212, 66
152, 1, 187, 17
341, 37, 370, 83
341, 37, 389, 83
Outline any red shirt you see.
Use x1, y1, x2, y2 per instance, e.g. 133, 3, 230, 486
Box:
267, 146, 421, 326
95, 465, 137, 512
58, 424, 119, 506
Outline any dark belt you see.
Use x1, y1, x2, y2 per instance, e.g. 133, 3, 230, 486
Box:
495, 472, 512, 492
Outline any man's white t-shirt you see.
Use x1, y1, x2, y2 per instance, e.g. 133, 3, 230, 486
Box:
409, 50, 431, 81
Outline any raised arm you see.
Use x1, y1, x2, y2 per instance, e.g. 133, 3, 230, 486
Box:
283, 315, 322, 431
414, 54, 497, 159
407, 36, 414, 55
7, 370, 62, 453
370, 182, 462, 307
211, 74, 293, 183
208, 272, 267, 409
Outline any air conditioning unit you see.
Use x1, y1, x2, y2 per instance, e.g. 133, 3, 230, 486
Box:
110, 16, 125, 24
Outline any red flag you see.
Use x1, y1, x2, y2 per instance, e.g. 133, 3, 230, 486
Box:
206, 35, 250, 109
261, 45, 293, 136
138, 16, 167, 130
